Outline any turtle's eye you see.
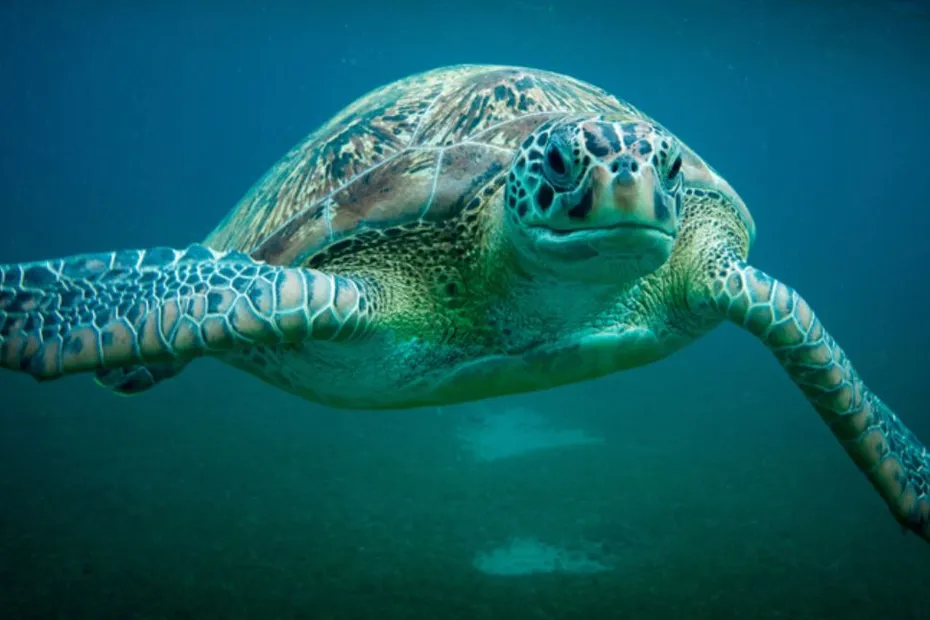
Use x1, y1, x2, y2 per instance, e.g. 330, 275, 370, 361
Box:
543, 142, 573, 189
547, 146, 566, 176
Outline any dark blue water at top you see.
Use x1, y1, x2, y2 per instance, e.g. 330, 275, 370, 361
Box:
0, 1, 928, 618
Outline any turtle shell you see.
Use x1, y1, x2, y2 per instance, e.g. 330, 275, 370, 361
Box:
204, 65, 642, 266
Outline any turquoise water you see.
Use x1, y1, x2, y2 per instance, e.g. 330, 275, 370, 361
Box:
1, 1, 929, 618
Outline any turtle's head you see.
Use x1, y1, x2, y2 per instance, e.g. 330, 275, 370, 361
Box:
504, 116, 684, 282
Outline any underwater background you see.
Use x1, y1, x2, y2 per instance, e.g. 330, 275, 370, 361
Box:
1, 0, 929, 618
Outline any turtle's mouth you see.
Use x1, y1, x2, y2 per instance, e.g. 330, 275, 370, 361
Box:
517, 219, 676, 282
526, 222, 676, 265
531, 222, 675, 239
531, 222, 675, 241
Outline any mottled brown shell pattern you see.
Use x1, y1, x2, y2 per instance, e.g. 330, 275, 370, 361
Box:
204, 65, 645, 266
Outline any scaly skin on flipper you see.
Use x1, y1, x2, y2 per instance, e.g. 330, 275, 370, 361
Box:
680, 190, 930, 541
0, 244, 375, 380
714, 262, 930, 540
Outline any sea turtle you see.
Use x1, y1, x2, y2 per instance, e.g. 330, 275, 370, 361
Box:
0, 65, 927, 541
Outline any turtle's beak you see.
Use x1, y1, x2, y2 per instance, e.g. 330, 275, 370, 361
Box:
584, 158, 677, 236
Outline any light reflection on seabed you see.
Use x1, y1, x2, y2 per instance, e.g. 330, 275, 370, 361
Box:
452, 404, 604, 463
443, 403, 620, 576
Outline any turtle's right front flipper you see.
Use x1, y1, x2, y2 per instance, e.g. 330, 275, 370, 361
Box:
0, 244, 374, 381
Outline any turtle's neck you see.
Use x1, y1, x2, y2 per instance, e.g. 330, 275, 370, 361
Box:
476, 198, 634, 350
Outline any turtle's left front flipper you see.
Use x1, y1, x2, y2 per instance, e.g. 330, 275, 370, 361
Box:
711, 261, 930, 541
0, 244, 374, 381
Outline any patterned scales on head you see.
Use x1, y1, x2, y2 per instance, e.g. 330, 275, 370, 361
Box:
204, 65, 648, 271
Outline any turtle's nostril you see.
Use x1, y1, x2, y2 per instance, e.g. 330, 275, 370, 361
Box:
614, 169, 635, 187
610, 155, 638, 186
